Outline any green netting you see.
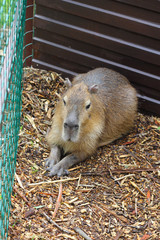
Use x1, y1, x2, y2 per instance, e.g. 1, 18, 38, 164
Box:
0, 0, 27, 239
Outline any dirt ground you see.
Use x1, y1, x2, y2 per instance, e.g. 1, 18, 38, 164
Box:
8, 68, 160, 240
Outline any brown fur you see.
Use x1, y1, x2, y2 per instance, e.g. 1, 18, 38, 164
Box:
46, 68, 137, 176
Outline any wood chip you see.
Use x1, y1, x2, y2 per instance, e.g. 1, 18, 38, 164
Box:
9, 68, 159, 240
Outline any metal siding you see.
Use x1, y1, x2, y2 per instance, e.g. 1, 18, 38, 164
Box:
33, 0, 160, 116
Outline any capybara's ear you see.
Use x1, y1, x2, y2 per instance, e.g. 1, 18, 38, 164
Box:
64, 78, 72, 88
89, 84, 98, 94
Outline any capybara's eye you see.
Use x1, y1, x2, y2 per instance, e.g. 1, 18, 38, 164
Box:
86, 103, 91, 110
63, 99, 66, 106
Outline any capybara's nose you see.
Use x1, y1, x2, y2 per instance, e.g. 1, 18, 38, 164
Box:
64, 122, 79, 130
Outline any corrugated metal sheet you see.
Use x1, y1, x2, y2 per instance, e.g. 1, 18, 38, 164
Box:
33, 0, 160, 115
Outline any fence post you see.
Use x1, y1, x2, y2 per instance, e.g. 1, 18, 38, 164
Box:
23, 0, 34, 66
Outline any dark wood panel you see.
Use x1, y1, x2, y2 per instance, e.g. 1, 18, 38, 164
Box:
32, 57, 160, 116
35, 28, 160, 76
73, 0, 160, 19
33, 42, 160, 101
137, 94, 160, 116
37, 0, 160, 22
34, 15, 160, 66
36, 5, 160, 49
33, 0, 160, 115
33, 37, 160, 92
33, 50, 89, 73
32, 47, 160, 101
32, 58, 77, 77
114, 0, 160, 12
32, 59, 160, 115
135, 84, 160, 102
36, 0, 160, 39
24, 0, 34, 66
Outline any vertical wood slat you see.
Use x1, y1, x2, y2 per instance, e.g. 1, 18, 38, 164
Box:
23, 0, 34, 66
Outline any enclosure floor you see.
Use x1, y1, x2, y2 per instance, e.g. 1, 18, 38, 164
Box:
8, 68, 160, 240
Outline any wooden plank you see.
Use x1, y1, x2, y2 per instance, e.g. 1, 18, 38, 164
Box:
32, 58, 77, 77
33, 54, 160, 115
36, 0, 160, 39
114, 0, 160, 12
33, 0, 160, 115
34, 15, 160, 66
35, 28, 160, 77
73, 0, 160, 17
33, 50, 89, 74
33, 37, 160, 91
32, 57, 160, 116
137, 94, 160, 116
33, 42, 160, 102
37, 6, 160, 51
24, 0, 34, 66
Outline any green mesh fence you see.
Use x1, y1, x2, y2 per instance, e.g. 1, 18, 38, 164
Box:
0, 0, 27, 239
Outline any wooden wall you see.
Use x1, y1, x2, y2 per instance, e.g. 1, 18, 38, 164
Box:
33, 0, 160, 116
24, 0, 34, 66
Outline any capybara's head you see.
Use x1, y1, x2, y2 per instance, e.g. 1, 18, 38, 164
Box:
61, 80, 98, 143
